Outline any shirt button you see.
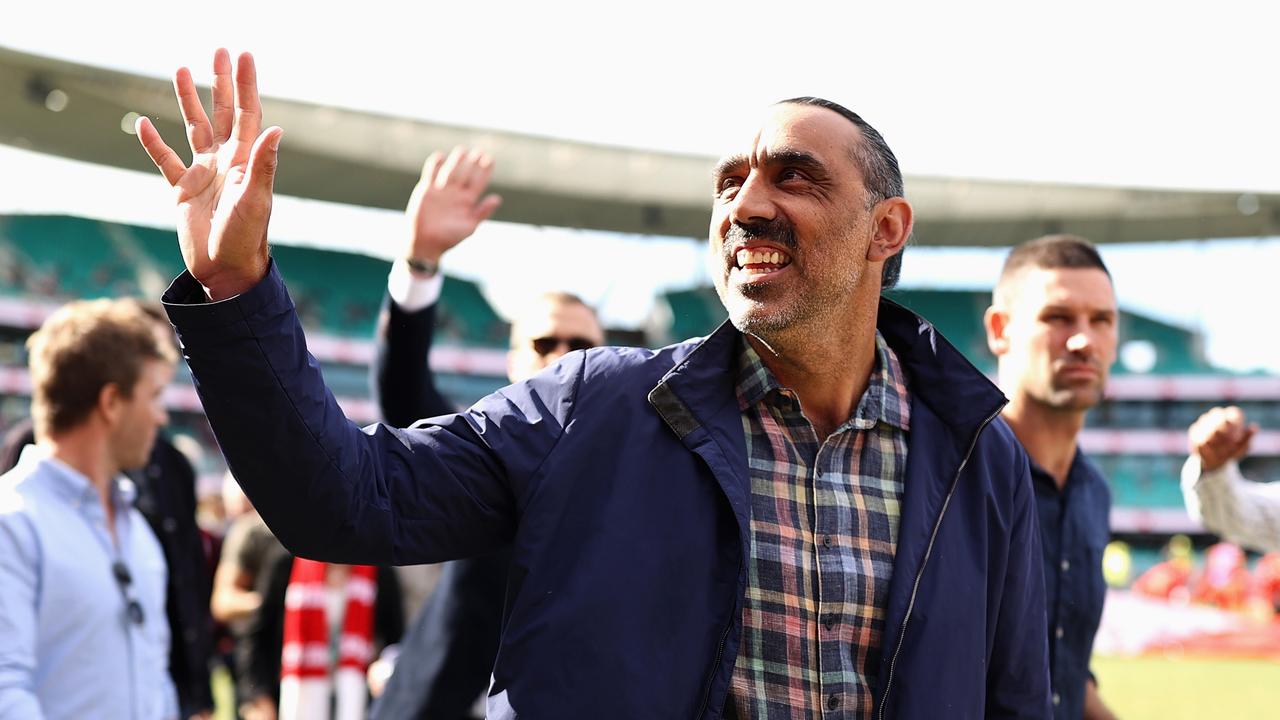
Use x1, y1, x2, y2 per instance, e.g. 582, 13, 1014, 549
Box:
1060, 559, 1070, 572
1052, 692, 1061, 706
1055, 626, 1064, 639
827, 694, 840, 710
824, 614, 837, 630
822, 535, 833, 549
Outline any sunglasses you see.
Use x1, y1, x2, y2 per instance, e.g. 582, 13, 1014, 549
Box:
531, 336, 597, 357
112, 560, 146, 627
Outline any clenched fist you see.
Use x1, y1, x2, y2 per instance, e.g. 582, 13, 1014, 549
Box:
1188, 406, 1257, 472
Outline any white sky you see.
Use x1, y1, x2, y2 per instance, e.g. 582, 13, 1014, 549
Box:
1, 0, 1278, 372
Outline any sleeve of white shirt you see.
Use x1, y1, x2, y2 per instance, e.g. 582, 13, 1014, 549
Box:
0, 512, 47, 719
387, 259, 444, 313
1181, 456, 1280, 553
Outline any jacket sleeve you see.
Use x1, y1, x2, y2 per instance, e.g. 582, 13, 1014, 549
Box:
1182, 457, 1280, 553
985, 445, 1053, 719
371, 294, 457, 427
163, 262, 577, 566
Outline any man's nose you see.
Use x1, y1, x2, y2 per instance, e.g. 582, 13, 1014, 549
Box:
1066, 330, 1092, 354
728, 173, 777, 226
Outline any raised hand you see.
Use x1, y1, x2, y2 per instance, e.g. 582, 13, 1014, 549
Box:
136, 50, 282, 301
402, 147, 502, 270
1189, 405, 1258, 472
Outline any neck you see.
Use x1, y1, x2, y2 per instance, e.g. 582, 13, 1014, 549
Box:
44, 427, 120, 524
1001, 396, 1085, 489
748, 286, 880, 439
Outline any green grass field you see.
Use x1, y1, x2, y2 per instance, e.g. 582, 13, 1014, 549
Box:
1094, 655, 1279, 719
212, 655, 1278, 719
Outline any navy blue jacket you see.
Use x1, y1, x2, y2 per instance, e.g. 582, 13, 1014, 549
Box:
163, 262, 1050, 719
370, 294, 506, 720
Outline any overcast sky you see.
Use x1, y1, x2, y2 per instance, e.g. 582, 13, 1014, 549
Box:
2, 1, 1278, 371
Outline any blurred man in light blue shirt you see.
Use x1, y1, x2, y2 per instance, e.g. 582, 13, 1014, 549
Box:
0, 298, 180, 720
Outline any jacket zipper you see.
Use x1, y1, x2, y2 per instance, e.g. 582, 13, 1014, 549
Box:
875, 406, 1004, 720
695, 601, 738, 719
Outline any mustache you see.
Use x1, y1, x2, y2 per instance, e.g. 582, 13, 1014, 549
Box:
722, 219, 798, 265
1055, 352, 1103, 372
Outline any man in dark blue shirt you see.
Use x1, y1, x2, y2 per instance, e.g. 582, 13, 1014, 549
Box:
985, 235, 1120, 720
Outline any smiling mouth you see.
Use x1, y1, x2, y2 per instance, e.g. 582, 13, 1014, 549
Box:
732, 247, 793, 277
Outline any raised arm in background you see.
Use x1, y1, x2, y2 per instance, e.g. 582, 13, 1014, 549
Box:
1182, 405, 1280, 553
373, 147, 500, 426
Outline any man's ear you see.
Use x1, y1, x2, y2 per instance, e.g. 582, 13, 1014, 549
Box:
97, 383, 125, 425
984, 306, 1011, 357
866, 197, 913, 263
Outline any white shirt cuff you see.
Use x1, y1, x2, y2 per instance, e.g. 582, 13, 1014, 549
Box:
1181, 456, 1241, 522
387, 258, 443, 313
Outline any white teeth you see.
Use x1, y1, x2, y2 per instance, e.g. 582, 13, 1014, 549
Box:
733, 247, 791, 271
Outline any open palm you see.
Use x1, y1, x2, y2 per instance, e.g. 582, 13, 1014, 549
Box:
404, 147, 502, 263
137, 50, 281, 300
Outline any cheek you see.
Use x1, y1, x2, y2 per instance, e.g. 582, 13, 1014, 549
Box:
1098, 332, 1120, 361
708, 208, 731, 246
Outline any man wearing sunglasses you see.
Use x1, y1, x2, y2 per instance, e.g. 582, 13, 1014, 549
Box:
0, 299, 180, 719
369, 148, 602, 719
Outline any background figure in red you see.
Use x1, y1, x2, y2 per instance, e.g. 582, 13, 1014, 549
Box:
1192, 543, 1251, 611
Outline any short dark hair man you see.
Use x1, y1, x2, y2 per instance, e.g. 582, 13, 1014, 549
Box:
0, 299, 180, 718
140, 50, 1049, 718
984, 235, 1120, 720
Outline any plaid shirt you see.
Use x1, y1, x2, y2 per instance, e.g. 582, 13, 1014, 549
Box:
729, 333, 910, 719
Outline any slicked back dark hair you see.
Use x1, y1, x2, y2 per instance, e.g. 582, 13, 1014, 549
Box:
780, 96, 908, 288
995, 234, 1112, 303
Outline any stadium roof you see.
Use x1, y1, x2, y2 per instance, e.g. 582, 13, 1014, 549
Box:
4, 45, 1280, 245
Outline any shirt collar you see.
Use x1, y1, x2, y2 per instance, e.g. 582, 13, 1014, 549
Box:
1028, 446, 1103, 495
21, 444, 137, 510
735, 331, 911, 432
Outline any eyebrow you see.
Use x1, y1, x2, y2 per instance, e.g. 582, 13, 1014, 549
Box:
1041, 304, 1118, 317
712, 153, 749, 182
712, 148, 828, 181
766, 148, 826, 174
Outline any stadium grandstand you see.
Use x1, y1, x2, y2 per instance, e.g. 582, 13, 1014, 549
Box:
0, 214, 513, 481
3, 211, 1278, 578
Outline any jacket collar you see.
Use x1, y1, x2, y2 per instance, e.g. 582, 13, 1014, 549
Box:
875, 296, 1007, 441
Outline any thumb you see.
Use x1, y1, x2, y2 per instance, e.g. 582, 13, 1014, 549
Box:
474, 194, 502, 223
1236, 424, 1260, 456
245, 126, 283, 198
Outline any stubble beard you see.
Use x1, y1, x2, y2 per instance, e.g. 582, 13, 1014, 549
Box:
1037, 376, 1105, 414
719, 255, 864, 357
714, 215, 867, 350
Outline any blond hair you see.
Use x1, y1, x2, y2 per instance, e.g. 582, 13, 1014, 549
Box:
26, 298, 177, 438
